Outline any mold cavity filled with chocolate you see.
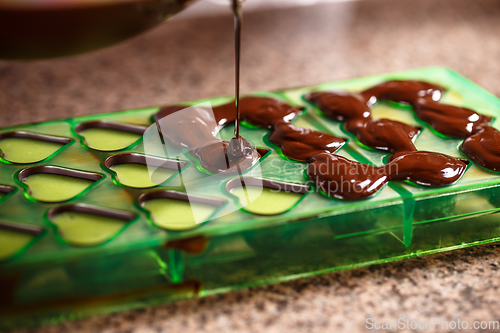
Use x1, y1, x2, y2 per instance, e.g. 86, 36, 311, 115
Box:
75, 121, 146, 151
105, 154, 187, 188
154, 97, 303, 175
226, 178, 310, 215
19, 166, 102, 203
0, 221, 43, 261
47, 204, 136, 246
0, 131, 70, 164
139, 191, 225, 231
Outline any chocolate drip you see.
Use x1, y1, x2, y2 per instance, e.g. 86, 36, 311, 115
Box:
269, 121, 346, 162
462, 126, 500, 172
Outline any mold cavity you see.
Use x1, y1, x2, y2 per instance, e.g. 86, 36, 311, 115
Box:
75, 121, 146, 151
0, 131, 70, 164
256, 148, 270, 160
104, 154, 187, 188
138, 191, 225, 231
0, 184, 14, 201
226, 177, 310, 215
47, 204, 136, 246
19, 166, 102, 203
0, 221, 43, 261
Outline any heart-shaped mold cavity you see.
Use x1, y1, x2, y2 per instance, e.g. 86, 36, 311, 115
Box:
75, 121, 146, 151
0, 131, 71, 164
18, 166, 103, 203
47, 204, 136, 246
0, 221, 44, 261
226, 177, 310, 216
138, 191, 225, 231
104, 154, 188, 188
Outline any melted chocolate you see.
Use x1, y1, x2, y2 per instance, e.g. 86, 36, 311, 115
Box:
155, 78, 490, 200
361, 80, 444, 105
195, 137, 259, 174
269, 121, 346, 162
388, 151, 468, 186
461, 126, 500, 172
307, 154, 388, 200
308, 151, 468, 200
306, 90, 421, 154
306, 91, 369, 121
345, 118, 420, 153
155, 97, 303, 174
213, 96, 303, 128
415, 98, 492, 138
305, 79, 477, 199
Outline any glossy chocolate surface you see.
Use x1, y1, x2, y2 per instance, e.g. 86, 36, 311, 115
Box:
155, 97, 303, 174
155, 79, 495, 200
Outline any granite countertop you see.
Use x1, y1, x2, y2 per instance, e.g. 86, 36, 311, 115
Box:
3, 0, 500, 331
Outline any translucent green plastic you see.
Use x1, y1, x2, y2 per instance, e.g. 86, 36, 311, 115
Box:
2, 67, 500, 330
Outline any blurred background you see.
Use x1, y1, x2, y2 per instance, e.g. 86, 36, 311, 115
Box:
1, 0, 499, 128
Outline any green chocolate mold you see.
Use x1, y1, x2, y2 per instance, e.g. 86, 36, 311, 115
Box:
139, 191, 225, 231
19, 166, 103, 203
75, 121, 146, 151
47, 204, 136, 247
0, 221, 43, 261
104, 153, 188, 189
226, 177, 311, 216
0, 131, 71, 164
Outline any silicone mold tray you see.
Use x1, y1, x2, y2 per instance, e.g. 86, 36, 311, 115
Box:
2, 67, 500, 330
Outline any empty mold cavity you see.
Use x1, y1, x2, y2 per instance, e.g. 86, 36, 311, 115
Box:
0, 221, 44, 261
226, 178, 310, 215
47, 204, 136, 246
18, 166, 102, 203
75, 121, 146, 151
0, 184, 15, 202
0, 131, 71, 164
104, 154, 187, 188
139, 191, 225, 231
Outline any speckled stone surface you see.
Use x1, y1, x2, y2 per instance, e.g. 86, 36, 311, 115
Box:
3, 0, 500, 332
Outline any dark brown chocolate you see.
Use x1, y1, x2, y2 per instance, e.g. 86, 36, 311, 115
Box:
213, 96, 303, 128
361, 80, 444, 105
415, 98, 492, 138
345, 118, 420, 153
304, 80, 478, 199
155, 78, 488, 200
306, 91, 369, 121
195, 138, 259, 174
462, 126, 500, 172
269, 121, 346, 162
307, 154, 388, 200
155, 97, 303, 174
307, 151, 468, 200
388, 151, 468, 186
